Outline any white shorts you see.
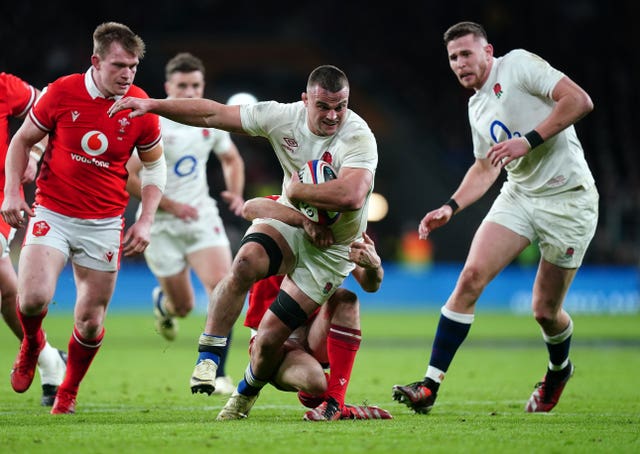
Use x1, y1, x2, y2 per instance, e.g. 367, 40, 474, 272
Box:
24, 205, 123, 271
144, 203, 230, 277
251, 218, 355, 304
0, 227, 16, 258
484, 182, 599, 268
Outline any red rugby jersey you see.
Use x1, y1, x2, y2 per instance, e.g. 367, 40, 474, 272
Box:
0, 72, 36, 239
0, 72, 35, 192
30, 69, 161, 218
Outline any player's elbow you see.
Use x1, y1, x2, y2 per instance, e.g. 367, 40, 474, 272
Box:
340, 192, 366, 211
241, 199, 258, 221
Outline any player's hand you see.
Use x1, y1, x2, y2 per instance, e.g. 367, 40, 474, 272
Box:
285, 173, 302, 204
302, 218, 334, 248
349, 232, 381, 270
487, 137, 530, 167
108, 97, 151, 119
0, 194, 33, 228
122, 219, 152, 256
221, 191, 244, 217
418, 206, 453, 239
166, 200, 198, 221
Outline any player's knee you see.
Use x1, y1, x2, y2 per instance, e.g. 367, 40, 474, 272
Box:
238, 232, 283, 278
457, 265, 489, 297
532, 306, 559, 328
327, 288, 360, 320
19, 290, 51, 314
230, 249, 265, 285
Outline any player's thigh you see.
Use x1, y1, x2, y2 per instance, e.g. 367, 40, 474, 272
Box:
465, 221, 529, 281
188, 245, 233, 292
245, 219, 297, 275
17, 244, 67, 306
73, 264, 117, 308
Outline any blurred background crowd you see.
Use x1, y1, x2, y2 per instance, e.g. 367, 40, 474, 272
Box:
2, 0, 637, 266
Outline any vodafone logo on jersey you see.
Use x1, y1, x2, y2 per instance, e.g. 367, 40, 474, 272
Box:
81, 131, 108, 156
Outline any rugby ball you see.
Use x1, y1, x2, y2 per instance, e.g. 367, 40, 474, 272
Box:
297, 160, 340, 225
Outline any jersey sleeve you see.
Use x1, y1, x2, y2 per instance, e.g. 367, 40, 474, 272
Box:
135, 113, 162, 151
508, 49, 565, 100
239, 101, 284, 137
29, 84, 58, 132
339, 124, 378, 174
210, 129, 233, 156
3, 73, 36, 118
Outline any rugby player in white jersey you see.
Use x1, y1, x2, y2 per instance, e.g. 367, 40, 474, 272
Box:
109, 64, 377, 420
126, 52, 246, 395
392, 21, 598, 415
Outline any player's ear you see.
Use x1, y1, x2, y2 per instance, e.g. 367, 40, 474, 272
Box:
301, 92, 308, 104
91, 54, 100, 69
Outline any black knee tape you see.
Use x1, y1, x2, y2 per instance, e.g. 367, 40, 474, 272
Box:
240, 232, 283, 277
269, 290, 308, 331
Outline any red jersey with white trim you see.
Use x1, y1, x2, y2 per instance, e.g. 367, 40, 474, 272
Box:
0, 72, 36, 195
30, 69, 161, 218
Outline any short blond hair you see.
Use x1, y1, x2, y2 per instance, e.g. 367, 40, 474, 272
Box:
93, 22, 145, 59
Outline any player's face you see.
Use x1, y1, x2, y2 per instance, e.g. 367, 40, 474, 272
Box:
165, 71, 205, 99
303, 85, 349, 136
91, 42, 139, 98
447, 34, 493, 91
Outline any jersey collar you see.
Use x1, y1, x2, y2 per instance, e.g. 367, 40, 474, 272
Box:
84, 67, 124, 101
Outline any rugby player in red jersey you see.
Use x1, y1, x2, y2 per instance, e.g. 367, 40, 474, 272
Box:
1, 22, 165, 415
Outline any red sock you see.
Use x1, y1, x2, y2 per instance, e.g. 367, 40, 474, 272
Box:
16, 306, 46, 344
59, 326, 105, 395
326, 324, 361, 407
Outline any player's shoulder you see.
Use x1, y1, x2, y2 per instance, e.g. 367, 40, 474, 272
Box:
502, 48, 544, 65
44, 73, 84, 96
126, 84, 150, 99
341, 110, 375, 140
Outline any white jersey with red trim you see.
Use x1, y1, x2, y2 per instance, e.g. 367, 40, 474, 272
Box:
468, 49, 594, 195
240, 101, 377, 244
30, 69, 161, 218
149, 115, 232, 219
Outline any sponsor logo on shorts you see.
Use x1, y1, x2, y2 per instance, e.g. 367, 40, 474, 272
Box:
32, 220, 50, 237
564, 247, 575, 258
322, 282, 333, 295
105, 251, 115, 262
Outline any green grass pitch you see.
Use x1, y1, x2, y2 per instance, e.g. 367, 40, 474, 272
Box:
0, 311, 638, 453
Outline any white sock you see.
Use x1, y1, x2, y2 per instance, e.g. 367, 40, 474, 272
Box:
37, 341, 66, 386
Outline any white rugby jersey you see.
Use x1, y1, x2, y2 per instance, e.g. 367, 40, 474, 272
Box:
468, 49, 594, 195
157, 115, 232, 211
240, 100, 378, 244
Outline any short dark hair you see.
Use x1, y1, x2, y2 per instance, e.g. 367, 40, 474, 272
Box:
93, 22, 145, 59
443, 21, 488, 45
307, 65, 349, 93
165, 52, 206, 80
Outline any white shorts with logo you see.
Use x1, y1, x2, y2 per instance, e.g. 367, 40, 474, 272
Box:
144, 203, 230, 277
24, 205, 123, 271
251, 218, 355, 305
484, 182, 599, 268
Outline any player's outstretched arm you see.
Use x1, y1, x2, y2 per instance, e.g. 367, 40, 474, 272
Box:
108, 97, 245, 133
